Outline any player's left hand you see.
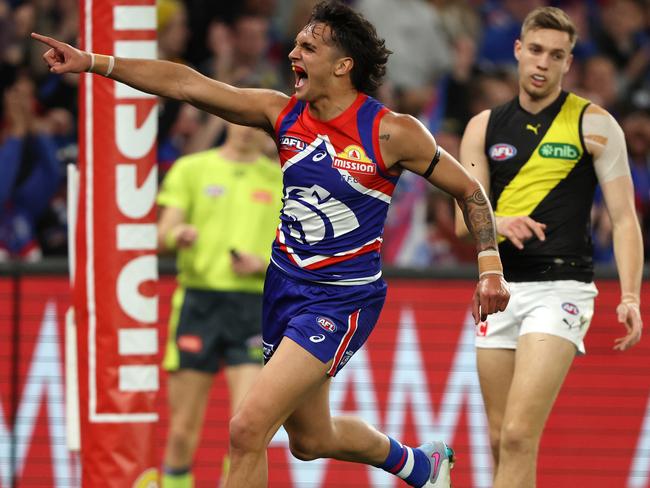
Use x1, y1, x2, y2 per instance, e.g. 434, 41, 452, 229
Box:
230, 250, 266, 276
613, 301, 642, 351
472, 274, 510, 324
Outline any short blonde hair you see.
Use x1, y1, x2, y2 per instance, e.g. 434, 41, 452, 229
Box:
157, 0, 183, 32
521, 7, 577, 49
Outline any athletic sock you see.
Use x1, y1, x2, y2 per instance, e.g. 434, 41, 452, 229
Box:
218, 454, 230, 487
162, 465, 194, 488
376, 435, 431, 487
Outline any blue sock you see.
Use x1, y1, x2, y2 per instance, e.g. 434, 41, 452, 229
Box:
376, 436, 431, 487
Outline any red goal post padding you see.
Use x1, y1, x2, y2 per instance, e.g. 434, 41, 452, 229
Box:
74, 1, 159, 486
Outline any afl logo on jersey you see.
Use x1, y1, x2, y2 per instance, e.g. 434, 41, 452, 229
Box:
280, 136, 306, 151
317, 316, 337, 333
489, 143, 517, 161
332, 145, 376, 175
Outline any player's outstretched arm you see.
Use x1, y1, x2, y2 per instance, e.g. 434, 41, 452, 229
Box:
379, 112, 510, 323
31, 32, 288, 131
584, 104, 643, 350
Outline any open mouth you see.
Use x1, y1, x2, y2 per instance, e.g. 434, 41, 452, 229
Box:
293, 65, 308, 88
531, 74, 546, 85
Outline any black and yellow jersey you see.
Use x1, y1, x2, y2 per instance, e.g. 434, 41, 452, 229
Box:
485, 91, 596, 282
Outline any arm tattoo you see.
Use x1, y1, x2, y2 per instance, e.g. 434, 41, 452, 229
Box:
379, 133, 390, 141
457, 188, 498, 252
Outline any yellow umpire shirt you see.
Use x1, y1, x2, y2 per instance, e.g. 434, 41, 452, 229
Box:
157, 148, 283, 293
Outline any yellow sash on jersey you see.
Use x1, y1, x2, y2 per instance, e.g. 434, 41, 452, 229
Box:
495, 93, 590, 223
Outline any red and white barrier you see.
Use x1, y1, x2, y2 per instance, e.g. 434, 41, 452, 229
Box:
1, 277, 648, 487
73, 0, 159, 485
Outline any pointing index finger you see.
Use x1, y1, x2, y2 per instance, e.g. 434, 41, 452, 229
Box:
31, 32, 61, 49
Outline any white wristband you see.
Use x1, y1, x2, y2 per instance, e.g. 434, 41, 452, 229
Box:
621, 292, 640, 305
105, 56, 115, 77
477, 248, 503, 279
478, 249, 500, 259
86, 53, 95, 73
479, 270, 504, 280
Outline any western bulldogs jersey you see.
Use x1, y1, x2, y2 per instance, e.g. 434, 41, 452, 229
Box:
272, 93, 401, 284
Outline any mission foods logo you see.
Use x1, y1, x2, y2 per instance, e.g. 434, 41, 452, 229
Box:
539, 143, 579, 159
332, 145, 376, 175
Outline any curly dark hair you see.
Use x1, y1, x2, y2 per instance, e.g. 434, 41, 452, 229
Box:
307, 1, 391, 95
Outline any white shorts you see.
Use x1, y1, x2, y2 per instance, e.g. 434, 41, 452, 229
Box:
475, 280, 598, 354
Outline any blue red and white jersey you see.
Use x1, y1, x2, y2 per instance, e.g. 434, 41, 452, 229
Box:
272, 93, 401, 284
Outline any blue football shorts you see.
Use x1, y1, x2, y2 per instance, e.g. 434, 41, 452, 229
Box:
262, 264, 387, 377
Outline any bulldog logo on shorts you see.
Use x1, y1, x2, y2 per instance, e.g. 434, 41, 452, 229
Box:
317, 316, 337, 333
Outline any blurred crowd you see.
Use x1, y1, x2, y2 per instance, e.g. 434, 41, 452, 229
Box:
0, 0, 649, 265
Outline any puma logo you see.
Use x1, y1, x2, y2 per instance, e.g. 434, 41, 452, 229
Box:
526, 123, 541, 135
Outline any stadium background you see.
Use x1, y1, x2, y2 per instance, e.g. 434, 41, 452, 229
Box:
0, 0, 649, 486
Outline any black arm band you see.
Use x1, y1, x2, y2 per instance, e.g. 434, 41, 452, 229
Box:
422, 146, 441, 179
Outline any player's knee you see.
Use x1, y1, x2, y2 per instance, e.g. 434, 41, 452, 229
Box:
488, 427, 502, 460
168, 428, 193, 455
288, 434, 326, 461
229, 412, 264, 453
500, 421, 536, 455
167, 418, 200, 458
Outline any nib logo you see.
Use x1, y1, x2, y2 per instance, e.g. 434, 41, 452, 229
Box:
539, 143, 579, 160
